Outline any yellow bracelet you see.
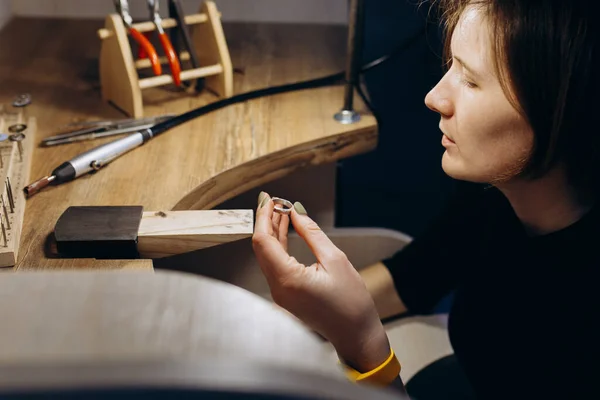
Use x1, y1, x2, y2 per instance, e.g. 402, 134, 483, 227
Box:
342, 348, 401, 386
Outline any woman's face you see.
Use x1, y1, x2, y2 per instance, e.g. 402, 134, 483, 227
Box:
425, 6, 534, 184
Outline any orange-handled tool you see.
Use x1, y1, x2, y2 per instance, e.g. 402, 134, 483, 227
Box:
130, 29, 161, 76
157, 32, 181, 86
137, 31, 152, 59
114, 0, 162, 77
148, 0, 181, 86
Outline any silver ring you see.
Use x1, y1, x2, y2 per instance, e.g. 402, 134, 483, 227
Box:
272, 197, 293, 215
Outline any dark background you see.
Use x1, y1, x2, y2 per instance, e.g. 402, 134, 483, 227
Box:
336, 0, 464, 314
336, 0, 457, 238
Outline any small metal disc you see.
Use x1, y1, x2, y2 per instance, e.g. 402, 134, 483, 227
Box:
12, 93, 32, 108
9, 133, 25, 142
0, 134, 8, 142
8, 124, 27, 134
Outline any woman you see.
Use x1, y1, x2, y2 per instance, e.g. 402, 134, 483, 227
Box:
252, 0, 600, 398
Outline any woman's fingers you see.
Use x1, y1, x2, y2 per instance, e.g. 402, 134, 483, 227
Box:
257, 195, 338, 266
272, 211, 281, 239
255, 193, 275, 236
253, 192, 300, 282
278, 213, 289, 251
290, 202, 345, 266
253, 232, 292, 274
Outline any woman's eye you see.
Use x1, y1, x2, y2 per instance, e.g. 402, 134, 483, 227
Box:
461, 78, 477, 89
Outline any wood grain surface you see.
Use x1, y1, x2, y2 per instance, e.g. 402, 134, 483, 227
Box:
137, 210, 253, 258
0, 18, 377, 271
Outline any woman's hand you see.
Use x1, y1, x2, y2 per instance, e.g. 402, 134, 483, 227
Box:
252, 192, 391, 372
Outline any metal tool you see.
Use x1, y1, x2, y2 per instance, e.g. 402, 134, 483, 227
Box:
168, 0, 203, 91
63, 116, 158, 128
51, 115, 162, 137
114, 0, 162, 77
1, 221, 6, 247
5, 179, 14, 212
9, 133, 25, 161
42, 114, 174, 147
1, 196, 9, 230
148, 0, 182, 86
26, 129, 152, 197
63, 120, 127, 129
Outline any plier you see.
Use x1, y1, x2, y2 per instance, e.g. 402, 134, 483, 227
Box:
147, 0, 182, 86
114, 0, 162, 77
41, 114, 175, 147
168, 0, 204, 91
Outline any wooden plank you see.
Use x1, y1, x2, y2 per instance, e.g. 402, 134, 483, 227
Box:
137, 210, 253, 258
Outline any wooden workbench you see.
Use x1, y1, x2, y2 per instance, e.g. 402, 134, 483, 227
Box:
0, 18, 377, 271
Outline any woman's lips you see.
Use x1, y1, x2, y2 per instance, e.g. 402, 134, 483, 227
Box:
442, 134, 456, 147
439, 122, 456, 146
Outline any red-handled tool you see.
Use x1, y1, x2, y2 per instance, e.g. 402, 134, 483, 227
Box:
137, 32, 152, 59
148, 0, 181, 86
131, 30, 161, 76
114, 0, 162, 77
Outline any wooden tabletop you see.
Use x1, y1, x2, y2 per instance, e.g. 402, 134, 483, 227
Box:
0, 18, 377, 271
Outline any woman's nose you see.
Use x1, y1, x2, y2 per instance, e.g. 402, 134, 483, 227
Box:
425, 81, 453, 118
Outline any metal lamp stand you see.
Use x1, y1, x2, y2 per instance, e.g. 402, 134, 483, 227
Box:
334, 0, 365, 124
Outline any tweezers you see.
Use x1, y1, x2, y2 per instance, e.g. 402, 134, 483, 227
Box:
42, 114, 175, 147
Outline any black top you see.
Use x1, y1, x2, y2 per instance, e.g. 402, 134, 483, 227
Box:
384, 186, 599, 399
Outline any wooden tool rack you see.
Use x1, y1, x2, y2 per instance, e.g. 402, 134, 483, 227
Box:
0, 115, 35, 268
97, 1, 233, 118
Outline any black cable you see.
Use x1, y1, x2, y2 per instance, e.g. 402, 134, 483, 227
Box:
151, 72, 344, 136
149, 25, 427, 138
354, 26, 427, 132
360, 25, 427, 74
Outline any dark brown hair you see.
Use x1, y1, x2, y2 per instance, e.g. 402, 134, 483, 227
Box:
436, 0, 599, 194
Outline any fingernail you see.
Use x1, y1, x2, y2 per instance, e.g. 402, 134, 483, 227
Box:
258, 191, 268, 206
259, 195, 270, 208
294, 201, 307, 215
